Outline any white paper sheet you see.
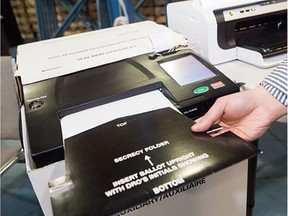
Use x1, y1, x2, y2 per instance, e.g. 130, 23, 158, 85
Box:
16, 21, 187, 84
61, 90, 179, 140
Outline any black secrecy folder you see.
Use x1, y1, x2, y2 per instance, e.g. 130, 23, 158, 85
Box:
50, 107, 260, 216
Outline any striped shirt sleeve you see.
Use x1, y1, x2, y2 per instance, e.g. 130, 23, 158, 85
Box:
260, 57, 288, 107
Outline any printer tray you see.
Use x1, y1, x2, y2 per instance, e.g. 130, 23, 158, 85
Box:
236, 28, 287, 58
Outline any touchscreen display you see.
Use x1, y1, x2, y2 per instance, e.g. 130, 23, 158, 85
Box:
159, 55, 216, 86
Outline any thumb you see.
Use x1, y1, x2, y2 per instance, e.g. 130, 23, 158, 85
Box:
191, 100, 225, 132
191, 116, 214, 132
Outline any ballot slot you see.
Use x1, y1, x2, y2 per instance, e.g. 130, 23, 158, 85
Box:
55, 60, 155, 108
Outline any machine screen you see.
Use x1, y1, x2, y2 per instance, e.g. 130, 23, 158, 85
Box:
159, 55, 216, 86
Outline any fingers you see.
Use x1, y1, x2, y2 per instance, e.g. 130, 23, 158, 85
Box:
191, 98, 226, 132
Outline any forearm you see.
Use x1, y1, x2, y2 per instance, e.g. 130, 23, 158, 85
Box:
252, 85, 287, 123
260, 57, 287, 107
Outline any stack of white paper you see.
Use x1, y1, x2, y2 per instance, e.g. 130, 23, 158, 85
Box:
16, 21, 187, 84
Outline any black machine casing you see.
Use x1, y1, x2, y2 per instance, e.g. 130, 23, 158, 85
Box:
21, 49, 239, 167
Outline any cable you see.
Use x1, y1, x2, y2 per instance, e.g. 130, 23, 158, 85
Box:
113, 0, 129, 26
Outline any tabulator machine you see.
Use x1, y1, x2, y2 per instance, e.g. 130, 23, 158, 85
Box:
15, 21, 259, 216
18, 48, 239, 168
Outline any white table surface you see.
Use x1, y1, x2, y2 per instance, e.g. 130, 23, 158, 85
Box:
216, 60, 274, 90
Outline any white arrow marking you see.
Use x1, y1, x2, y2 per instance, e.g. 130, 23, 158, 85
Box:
145, 155, 154, 166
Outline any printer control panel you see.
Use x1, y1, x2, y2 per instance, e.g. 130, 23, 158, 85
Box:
222, 0, 286, 21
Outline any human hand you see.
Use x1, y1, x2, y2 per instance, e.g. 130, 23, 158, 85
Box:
191, 86, 287, 141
